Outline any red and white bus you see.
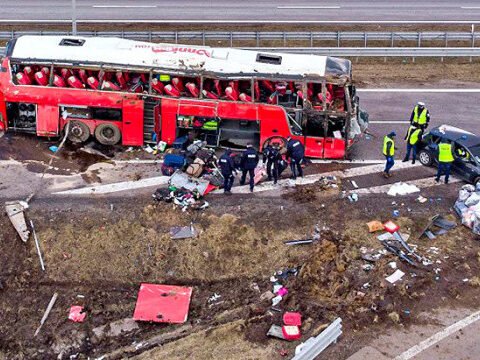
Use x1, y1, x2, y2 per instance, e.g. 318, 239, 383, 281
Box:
0, 36, 367, 158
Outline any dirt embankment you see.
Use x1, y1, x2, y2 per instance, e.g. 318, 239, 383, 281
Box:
2, 176, 480, 359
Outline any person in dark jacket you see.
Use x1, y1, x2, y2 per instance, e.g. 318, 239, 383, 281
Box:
218, 148, 236, 194
286, 136, 305, 179
240, 143, 259, 192
403, 126, 423, 164
263, 143, 282, 184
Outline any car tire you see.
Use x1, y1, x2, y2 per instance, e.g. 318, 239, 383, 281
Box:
418, 149, 433, 166
67, 121, 91, 143
95, 123, 121, 145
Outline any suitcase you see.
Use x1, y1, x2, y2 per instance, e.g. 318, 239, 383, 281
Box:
163, 154, 186, 169
161, 164, 175, 176
173, 135, 189, 150
185, 158, 205, 178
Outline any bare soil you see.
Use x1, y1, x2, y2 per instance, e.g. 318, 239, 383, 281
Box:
2, 165, 480, 359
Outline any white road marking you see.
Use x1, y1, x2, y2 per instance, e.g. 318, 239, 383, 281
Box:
92, 5, 158, 8
461, 6, 480, 9
54, 175, 169, 195
277, 6, 341, 9
358, 88, 480, 93
369, 121, 408, 124
394, 309, 480, 360
355, 176, 461, 195
3, 20, 480, 24
310, 159, 384, 164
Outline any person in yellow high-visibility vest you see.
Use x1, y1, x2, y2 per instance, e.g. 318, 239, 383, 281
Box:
403, 126, 423, 164
382, 131, 396, 178
410, 101, 430, 130
435, 139, 455, 184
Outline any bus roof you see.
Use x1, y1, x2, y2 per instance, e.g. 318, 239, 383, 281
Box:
7, 36, 351, 81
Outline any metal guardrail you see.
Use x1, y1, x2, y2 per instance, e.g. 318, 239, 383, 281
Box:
291, 318, 342, 360
0, 30, 479, 47
2, 46, 480, 58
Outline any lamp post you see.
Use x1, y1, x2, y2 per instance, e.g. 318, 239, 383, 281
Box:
72, 0, 77, 35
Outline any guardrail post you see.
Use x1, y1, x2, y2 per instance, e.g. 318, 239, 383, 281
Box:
471, 24, 475, 63
148, 31, 152, 42
418, 32, 421, 47
175, 31, 178, 44
256, 32, 259, 47
202, 32, 206, 46
391, 32, 394, 47
230, 32, 233, 47
337, 31, 340, 47
310, 32, 313, 47
445, 33, 448, 47
283, 32, 286, 47
364, 32, 367, 47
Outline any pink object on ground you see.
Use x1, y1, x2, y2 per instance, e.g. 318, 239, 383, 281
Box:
133, 283, 193, 324
283, 312, 302, 326
277, 287, 288, 297
68, 306, 86, 323
383, 220, 400, 234
282, 325, 301, 341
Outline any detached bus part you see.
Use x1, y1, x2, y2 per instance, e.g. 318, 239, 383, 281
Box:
0, 36, 368, 159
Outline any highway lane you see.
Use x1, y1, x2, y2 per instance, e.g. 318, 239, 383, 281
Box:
2, 0, 480, 22
351, 90, 480, 161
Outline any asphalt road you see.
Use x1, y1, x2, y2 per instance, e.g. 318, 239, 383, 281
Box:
351, 89, 480, 161
2, 0, 480, 22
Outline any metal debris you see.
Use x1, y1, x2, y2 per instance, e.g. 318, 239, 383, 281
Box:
5, 201, 30, 242
34, 292, 59, 337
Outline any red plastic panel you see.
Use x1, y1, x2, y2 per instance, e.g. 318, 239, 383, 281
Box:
133, 283, 193, 324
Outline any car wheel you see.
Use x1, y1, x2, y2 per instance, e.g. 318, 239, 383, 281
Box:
95, 123, 121, 145
67, 121, 91, 143
418, 149, 433, 166
263, 136, 287, 151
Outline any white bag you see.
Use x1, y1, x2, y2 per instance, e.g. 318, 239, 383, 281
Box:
465, 192, 480, 207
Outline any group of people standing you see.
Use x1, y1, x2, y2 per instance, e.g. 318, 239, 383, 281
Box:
382, 101, 455, 184
218, 136, 305, 194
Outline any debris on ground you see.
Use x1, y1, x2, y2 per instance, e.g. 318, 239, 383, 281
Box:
419, 214, 457, 240
385, 269, 405, 284
387, 182, 420, 196
292, 318, 342, 360
92, 318, 140, 343
455, 184, 480, 234
5, 201, 30, 242
133, 284, 193, 324
34, 292, 59, 337
68, 306, 86, 323
366, 220, 384, 233
170, 224, 198, 239
30, 220, 45, 271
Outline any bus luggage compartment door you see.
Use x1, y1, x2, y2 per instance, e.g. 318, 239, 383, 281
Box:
303, 136, 324, 158
122, 99, 144, 146
36, 105, 59, 137
323, 138, 346, 159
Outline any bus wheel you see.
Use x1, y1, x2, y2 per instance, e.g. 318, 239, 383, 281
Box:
67, 121, 90, 143
95, 123, 121, 146
263, 136, 287, 150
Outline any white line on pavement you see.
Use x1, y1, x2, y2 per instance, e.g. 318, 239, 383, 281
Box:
277, 6, 341, 9
310, 159, 384, 164
92, 5, 158, 8
394, 309, 480, 360
3, 20, 480, 24
461, 7, 480, 9
355, 175, 461, 195
358, 88, 480, 93
54, 176, 169, 195
369, 121, 408, 124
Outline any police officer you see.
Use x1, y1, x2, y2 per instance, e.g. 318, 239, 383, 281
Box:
403, 126, 423, 164
240, 143, 259, 192
410, 101, 430, 130
219, 148, 236, 194
286, 136, 305, 179
435, 139, 454, 184
263, 142, 282, 184
383, 131, 396, 178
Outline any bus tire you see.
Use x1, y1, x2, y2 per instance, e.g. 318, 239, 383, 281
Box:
95, 123, 121, 146
263, 136, 287, 150
67, 121, 91, 143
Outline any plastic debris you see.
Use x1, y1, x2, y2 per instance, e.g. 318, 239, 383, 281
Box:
417, 196, 428, 203
366, 220, 384, 233
49, 145, 59, 153
387, 182, 420, 196
5, 201, 30, 242
170, 224, 198, 239
348, 193, 359, 202
267, 324, 286, 339
34, 293, 58, 337
68, 306, 86, 323
133, 283, 192, 324
272, 295, 283, 306
386, 269, 405, 284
